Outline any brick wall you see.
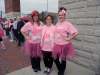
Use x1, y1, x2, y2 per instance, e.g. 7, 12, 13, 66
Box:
5, 0, 13, 13
5, 0, 20, 13
12, 0, 20, 12
59, 0, 100, 72
4, 0, 20, 20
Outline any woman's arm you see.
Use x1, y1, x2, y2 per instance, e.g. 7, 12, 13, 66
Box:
21, 30, 31, 40
64, 32, 78, 41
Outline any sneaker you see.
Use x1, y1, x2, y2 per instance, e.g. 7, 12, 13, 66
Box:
33, 69, 38, 73
14, 40, 17, 42
0, 47, 6, 50
37, 68, 41, 72
44, 69, 47, 74
10, 39, 14, 42
58, 71, 64, 75
47, 69, 51, 75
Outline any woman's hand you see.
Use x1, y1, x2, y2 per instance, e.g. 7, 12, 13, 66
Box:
61, 35, 70, 41
21, 30, 32, 40
64, 37, 71, 41
61, 32, 78, 41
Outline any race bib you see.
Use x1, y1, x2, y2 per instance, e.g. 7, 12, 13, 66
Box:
45, 38, 51, 42
32, 35, 41, 40
55, 33, 60, 38
57, 26, 63, 29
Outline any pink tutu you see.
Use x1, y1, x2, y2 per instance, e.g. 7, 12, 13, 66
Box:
52, 42, 75, 61
22, 41, 42, 58
0, 29, 4, 38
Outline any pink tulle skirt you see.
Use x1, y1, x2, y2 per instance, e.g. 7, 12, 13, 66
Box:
52, 42, 75, 61
22, 41, 42, 58
0, 29, 4, 38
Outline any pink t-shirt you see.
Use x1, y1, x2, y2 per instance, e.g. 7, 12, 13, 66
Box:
9, 23, 13, 32
54, 21, 78, 45
4, 21, 9, 28
9, 23, 13, 28
42, 25, 54, 52
21, 21, 44, 44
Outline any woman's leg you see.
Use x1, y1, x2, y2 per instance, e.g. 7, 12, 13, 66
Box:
54, 56, 61, 74
36, 57, 41, 70
5, 28, 8, 36
14, 29, 18, 40
60, 60, 66, 75
7, 28, 10, 37
30, 57, 36, 69
10, 32, 14, 42
13, 31, 17, 42
42, 51, 49, 68
48, 52, 53, 69
12, 31, 15, 41
0, 38, 5, 50
45, 52, 53, 74
54, 57, 66, 75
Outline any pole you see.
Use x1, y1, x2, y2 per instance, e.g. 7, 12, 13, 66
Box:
47, 0, 48, 12
0, 11, 2, 19
1, 11, 2, 19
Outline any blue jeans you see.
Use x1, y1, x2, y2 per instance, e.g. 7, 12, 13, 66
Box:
10, 31, 17, 41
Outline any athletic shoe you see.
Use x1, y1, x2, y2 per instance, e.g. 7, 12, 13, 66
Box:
33, 69, 38, 73
37, 68, 41, 72
10, 39, 14, 42
0, 47, 6, 50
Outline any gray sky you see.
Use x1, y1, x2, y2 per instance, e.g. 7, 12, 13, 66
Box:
0, 0, 58, 14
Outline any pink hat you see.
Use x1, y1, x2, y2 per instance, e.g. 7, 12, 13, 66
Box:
30, 10, 39, 16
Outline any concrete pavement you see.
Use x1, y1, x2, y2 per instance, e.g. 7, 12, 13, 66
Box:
6, 61, 95, 75
2, 32, 95, 75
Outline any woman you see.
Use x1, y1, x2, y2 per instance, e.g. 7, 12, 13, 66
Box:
41, 14, 55, 75
0, 20, 5, 50
9, 19, 14, 42
52, 7, 78, 75
21, 10, 44, 73
4, 19, 10, 38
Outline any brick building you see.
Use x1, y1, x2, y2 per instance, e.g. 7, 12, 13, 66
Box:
5, 0, 20, 20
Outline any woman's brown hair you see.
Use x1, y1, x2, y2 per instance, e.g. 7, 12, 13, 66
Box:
58, 7, 67, 13
45, 14, 54, 23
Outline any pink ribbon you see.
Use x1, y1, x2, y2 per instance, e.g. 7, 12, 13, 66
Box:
59, 10, 66, 14
61, 10, 66, 14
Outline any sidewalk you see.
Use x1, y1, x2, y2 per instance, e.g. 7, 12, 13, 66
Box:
0, 38, 31, 75
0, 36, 95, 75
6, 61, 95, 75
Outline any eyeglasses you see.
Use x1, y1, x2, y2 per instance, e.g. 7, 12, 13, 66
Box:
33, 14, 39, 17
58, 15, 64, 16
46, 19, 52, 20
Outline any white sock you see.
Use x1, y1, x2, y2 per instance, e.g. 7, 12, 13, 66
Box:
47, 69, 50, 72
44, 68, 47, 71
